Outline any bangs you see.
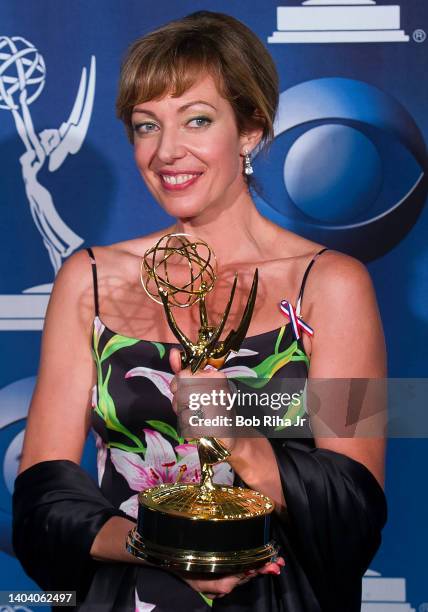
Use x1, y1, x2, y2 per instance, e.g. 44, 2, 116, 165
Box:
119, 37, 225, 117
117, 12, 278, 147
135, 57, 223, 104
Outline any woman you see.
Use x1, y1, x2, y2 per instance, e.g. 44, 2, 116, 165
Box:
12, 11, 387, 611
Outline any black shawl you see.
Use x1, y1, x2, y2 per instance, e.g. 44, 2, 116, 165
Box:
12, 440, 386, 611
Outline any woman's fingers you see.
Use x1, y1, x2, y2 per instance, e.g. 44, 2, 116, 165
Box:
207, 573, 250, 596
183, 561, 285, 599
169, 348, 182, 375
256, 557, 285, 575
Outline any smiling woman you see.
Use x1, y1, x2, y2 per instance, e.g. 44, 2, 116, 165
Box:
116, 11, 277, 222
12, 10, 386, 612
129, 76, 250, 220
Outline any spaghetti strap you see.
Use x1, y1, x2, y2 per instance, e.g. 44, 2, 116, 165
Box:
86, 247, 100, 317
295, 247, 329, 317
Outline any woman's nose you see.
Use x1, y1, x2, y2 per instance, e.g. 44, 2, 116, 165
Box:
155, 128, 187, 163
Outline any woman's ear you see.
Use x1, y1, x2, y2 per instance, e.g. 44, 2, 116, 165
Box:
239, 126, 264, 157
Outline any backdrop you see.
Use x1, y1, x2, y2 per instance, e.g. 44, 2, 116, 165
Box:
0, 1, 427, 610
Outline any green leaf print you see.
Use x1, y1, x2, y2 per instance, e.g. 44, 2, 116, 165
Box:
274, 388, 306, 431
146, 420, 184, 444
92, 327, 146, 453
100, 334, 141, 363
235, 340, 299, 389
106, 441, 147, 453
199, 593, 213, 607
274, 326, 286, 354
233, 327, 310, 389
98, 365, 146, 453
150, 341, 166, 359
293, 347, 310, 369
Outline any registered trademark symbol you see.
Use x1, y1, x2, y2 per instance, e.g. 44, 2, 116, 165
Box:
413, 28, 426, 42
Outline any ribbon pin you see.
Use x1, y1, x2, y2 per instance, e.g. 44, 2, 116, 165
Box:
279, 300, 314, 340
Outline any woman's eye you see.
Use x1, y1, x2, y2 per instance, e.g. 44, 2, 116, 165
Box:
133, 122, 159, 134
187, 116, 212, 128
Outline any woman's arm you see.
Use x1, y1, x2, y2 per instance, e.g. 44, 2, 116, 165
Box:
19, 250, 95, 473
233, 253, 385, 494
306, 252, 386, 488
17, 250, 145, 567
90, 515, 142, 562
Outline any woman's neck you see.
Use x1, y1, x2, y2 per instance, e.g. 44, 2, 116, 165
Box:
172, 189, 276, 266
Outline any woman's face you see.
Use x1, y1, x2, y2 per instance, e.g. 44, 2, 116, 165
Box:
131, 74, 251, 219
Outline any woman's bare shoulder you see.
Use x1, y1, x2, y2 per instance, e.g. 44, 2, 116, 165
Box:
269, 225, 325, 261
50, 249, 95, 305
306, 247, 369, 290
273, 226, 364, 271
87, 228, 175, 271
267, 226, 372, 309
292, 244, 372, 314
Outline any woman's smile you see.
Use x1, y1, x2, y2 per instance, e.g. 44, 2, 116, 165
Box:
159, 171, 203, 191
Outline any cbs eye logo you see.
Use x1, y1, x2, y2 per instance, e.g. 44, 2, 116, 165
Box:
254, 77, 428, 261
0, 377, 35, 556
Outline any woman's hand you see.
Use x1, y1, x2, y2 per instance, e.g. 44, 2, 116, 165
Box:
169, 348, 238, 452
168, 347, 287, 510
175, 558, 285, 599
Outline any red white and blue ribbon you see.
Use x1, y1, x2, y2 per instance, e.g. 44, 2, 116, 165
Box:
279, 299, 313, 340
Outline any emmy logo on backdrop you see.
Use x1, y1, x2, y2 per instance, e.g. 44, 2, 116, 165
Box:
268, 0, 409, 44
0, 36, 96, 330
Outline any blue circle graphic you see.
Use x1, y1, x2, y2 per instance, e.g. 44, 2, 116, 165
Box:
284, 124, 383, 224
254, 78, 428, 261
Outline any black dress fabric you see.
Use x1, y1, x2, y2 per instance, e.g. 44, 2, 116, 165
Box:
12, 247, 387, 611
12, 460, 130, 606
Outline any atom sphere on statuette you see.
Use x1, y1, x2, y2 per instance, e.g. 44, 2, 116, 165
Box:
141, 233, 217, 308
0, 36, 46, 110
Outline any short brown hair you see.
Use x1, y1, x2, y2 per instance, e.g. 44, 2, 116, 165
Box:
116, 11, 279, 148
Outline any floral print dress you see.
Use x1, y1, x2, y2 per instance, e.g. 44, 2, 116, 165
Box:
91, 316, 310, 610
87, 248, 311, 611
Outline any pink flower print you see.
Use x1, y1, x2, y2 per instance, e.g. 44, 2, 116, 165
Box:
135, 589, 155, 611
143, 430, 206, 485
92, 430, 107, 486
225, 348, 258, 363
91, 384, 98, 409
120, 494, 139, 519
125, 367, 173, 401
175, 442, 234, 486
125, 363, 256, 401
110, 429, 201, 519
93, 316, 105, 348
212, 460, 234, 486
222, 364, 257, 378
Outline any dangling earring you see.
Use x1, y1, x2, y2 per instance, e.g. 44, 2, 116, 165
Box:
243, 148, 253, 176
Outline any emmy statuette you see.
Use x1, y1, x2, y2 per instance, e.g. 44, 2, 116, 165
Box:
126, 234, 278, 573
